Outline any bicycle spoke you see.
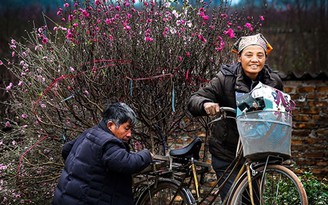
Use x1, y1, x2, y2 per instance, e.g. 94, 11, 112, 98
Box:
228, 165, 307, 205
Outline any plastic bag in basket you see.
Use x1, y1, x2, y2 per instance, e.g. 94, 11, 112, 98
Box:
235, 82, 295, 117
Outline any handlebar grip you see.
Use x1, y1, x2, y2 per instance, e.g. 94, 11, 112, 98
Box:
220, 107, 236, 113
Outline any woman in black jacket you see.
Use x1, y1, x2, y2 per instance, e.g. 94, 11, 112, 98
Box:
187, 33, 283, 201
52, 102, 153, 205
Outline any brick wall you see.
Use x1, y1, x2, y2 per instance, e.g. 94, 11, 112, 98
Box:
284, 80, 328, 179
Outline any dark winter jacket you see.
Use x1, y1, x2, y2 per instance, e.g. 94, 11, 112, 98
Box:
52, 121, 152, 205
187, 62, 283, 162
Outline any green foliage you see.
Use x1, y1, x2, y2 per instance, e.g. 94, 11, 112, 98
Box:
300, 172, 328, 205
268, 170, 328, 204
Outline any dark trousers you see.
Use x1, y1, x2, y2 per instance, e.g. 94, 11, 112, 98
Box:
211, 155, 238, 201
212, 155, 260, 204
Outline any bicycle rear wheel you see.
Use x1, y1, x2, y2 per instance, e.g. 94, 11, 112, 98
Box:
136, 178, 195, 205
228, 164, 308, 205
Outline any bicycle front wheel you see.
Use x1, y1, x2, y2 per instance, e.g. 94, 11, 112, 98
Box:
136, 178, 195, 205
229, 164, 308, 205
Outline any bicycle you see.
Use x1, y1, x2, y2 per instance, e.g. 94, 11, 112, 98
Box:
133, 106, 308, 205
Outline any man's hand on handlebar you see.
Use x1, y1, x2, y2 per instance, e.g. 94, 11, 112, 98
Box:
204, 102, 220, 116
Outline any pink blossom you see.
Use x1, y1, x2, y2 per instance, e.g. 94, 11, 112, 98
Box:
260, 15, 265, 21
197, 35, 207, 43
145, 37, 154, 42
57, 8, 62, 16
220, 13, 228, 19
115, 6, 120, 11
224, 28, 235, 38
172, 10, 179, 18
5, 121, 11, 127
124, 25, 131, 31
18, 81, 23, 86
109, 35, 114, 41
126, 13, 132, 19
82, 10, 90, 18
176, 19, 185, 26
186, 52, 190, 57
21, 114, 28, 119
35, 44, 43, 51
5, 82, 13, 91
95, 0, 101, 5
0, 164, 8, 170
244, 23, 253, 31
0, 60, 3, 65
215, 36, 225, 51
10, 44, 16, 49
64, 3, 69, 7
199, 11, 205, 17
60, 26, 68, 31
178, 56, 183, 61
40, 103, 46, 108
202, 15, 209, 21
70, 67, 75, 72
42, 37, 49, 44
73, 23, 78, 27
68, 14, 73, 21
66, 29, 73, 40
105, 18, 112, 25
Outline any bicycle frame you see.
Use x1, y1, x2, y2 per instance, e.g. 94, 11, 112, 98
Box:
134, 107, 307, 205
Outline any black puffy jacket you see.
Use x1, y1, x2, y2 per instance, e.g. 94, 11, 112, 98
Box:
52, 121, 152, 205
187, 62, 283, 162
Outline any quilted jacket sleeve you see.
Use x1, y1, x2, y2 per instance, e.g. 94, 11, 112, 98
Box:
62, 138, 77, 161
102, 140, 153, 175
187, 76, 223, 116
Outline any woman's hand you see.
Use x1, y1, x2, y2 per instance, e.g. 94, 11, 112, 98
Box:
204, 102, 220, 115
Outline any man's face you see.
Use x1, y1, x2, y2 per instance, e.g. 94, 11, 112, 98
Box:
107, 121, 132, 142
238, 45, 266, 80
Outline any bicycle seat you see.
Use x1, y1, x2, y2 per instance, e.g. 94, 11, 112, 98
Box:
169, 137, 202, 160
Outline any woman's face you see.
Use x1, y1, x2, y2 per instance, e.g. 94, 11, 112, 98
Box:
238, 45, 266, 80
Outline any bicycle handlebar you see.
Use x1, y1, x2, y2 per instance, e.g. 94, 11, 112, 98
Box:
219, 106, 236, 113
208, 106, 236, 125
153, 154, 170, 162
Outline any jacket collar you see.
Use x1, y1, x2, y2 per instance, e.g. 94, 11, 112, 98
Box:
234, 63, 278, 93
98, 120, 111, 134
